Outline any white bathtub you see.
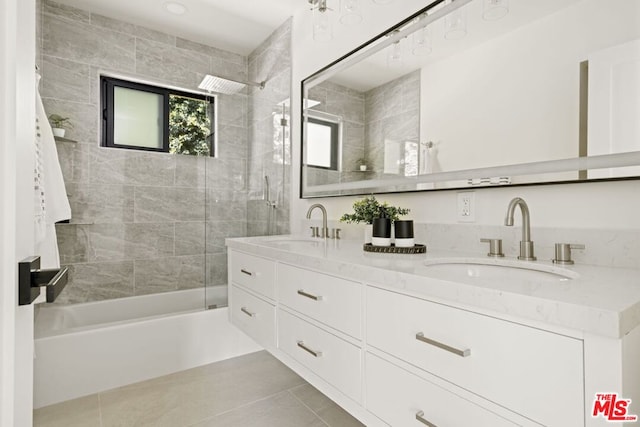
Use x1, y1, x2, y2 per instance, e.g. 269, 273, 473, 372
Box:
34, 288, 261, 408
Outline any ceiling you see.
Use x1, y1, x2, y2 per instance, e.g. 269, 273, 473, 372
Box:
51, 0, 302, 55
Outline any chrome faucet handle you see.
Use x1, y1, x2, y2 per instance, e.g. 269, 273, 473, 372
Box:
553, 243, 585, 265
480, 238, 504, 258
310, 226, 319, 238
329, 228, 341, 240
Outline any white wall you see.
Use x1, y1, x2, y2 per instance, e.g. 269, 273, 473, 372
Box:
421, 0, 640, 175
291, 0, 640, 232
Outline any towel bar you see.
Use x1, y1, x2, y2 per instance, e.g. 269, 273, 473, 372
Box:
18, 256, 68, 305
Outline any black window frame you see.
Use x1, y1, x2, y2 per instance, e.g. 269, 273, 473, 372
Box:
305, 116, 340, 171
101, 76, 214, 155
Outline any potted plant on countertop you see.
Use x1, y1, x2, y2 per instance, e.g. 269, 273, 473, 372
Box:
356, 158, 368, 171
340, 195, 410, 243
48, 114, 73, 138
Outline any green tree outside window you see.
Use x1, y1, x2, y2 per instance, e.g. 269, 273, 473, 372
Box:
169, 95, 212, 156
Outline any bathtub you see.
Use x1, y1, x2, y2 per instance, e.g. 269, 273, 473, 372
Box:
34, 287, 261, 408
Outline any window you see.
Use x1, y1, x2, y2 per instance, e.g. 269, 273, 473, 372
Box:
101, 76, 214, 156
305, 116, 340, 170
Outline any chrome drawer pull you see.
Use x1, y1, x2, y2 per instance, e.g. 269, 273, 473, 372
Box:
415, 411, 438, 427
240, 269, 253, 276
415, 332, 471, 357
296, 340, 323, 357
297, 289, 323, 301
240, 307, 255, 317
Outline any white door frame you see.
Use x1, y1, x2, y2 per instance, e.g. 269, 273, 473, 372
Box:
0, 0, 20, 422
1, 0, 37, 425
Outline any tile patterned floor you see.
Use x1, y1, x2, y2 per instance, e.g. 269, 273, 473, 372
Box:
33, 351, 365, 427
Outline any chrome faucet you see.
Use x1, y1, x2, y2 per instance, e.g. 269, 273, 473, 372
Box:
306, 203, 328, 239
504, 197, 536, 261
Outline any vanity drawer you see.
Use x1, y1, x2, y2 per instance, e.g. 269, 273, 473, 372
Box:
366, 286, 584, 427
366, 353, 518, 427
229, 250, 276, 299
278, 263, 362, 339
278, 308, 362, 403
230, 285, 275, 348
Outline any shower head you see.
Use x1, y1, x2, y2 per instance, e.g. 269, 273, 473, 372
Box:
198, 74, 265, 95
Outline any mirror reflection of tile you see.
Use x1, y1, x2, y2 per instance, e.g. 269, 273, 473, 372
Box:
302, 0, 640, 196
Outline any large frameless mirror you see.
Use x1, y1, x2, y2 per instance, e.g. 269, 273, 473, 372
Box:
301, 0, 640, 197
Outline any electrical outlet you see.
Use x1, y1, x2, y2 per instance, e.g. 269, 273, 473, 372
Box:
457, 191, 475, 222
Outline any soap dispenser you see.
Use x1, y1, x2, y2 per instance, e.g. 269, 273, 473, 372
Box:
372, 208, 392, 247
394, 220, 414, 248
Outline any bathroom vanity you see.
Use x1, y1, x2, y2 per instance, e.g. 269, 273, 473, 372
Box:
226, 236, 640, 427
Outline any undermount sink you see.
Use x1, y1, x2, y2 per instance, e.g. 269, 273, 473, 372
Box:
422, 259, 579, 283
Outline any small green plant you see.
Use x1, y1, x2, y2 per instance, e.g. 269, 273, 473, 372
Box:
356, 157, 367, 166
48, 114, 73, 129
339, 195, 410, 224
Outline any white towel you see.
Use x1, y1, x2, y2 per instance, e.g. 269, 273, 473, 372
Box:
35, 74, 71, 269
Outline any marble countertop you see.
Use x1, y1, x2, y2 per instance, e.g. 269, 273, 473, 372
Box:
226, 235, 640, 339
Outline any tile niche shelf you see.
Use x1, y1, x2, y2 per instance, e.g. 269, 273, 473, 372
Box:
54, 136, 77, 143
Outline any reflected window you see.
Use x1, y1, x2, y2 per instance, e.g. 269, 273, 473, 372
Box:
101, 76, 214, 156
306, 117, 340, 170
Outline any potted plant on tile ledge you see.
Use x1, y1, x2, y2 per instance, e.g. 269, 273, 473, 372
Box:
340, 195, 410, 244
48, 114, 73, 138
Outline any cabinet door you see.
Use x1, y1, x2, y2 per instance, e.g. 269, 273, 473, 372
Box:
278, 309, 362, 403
229, 250, 276, 299
367, 286, 584, 427
278, 263, 362, 339
230, 285, 275, 348
366, 353, 520, 427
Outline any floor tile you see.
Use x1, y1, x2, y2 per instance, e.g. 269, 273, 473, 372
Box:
33, 350, 362, 427
33, 394, 101, 427
190, 391, 327, 427
290, 384, 365, 427
99, 351, 306, 427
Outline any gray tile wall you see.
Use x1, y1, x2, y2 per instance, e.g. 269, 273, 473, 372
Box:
246, 19, 292, 237
308, 81, 366, 185
304, 70, 419, 189
365, 70, 421, 177
40, 0, 255, 305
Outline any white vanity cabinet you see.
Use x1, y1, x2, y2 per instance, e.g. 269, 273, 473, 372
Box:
227, 242, 640, 427
228, 250, 365, 407
366, 353, 520, 427
278, 263, 362, 339
277, 263, 364, 403
229, 285, 276, 349
228, 251, 277, 349
229, 250, 276, 299
278, 308, 362, 402
366, 286, 584, 427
